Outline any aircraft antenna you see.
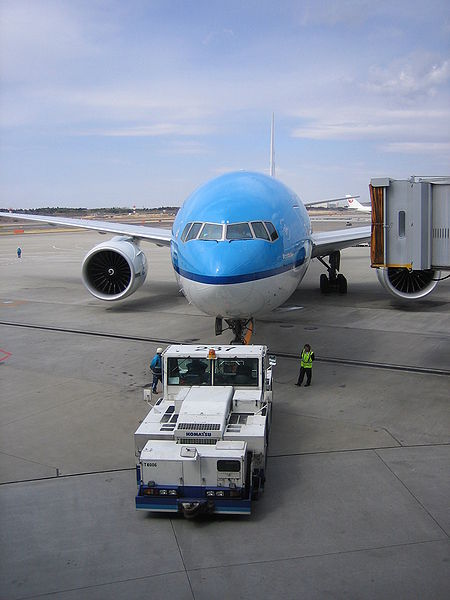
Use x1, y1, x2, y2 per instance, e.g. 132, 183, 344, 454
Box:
270, 113, 275, 177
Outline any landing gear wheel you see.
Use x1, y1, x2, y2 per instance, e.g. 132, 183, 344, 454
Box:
337, 273, 347, 294
320, 273, 330, 294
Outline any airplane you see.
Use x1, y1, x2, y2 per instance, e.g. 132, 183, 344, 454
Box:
346, 196, 371, 213
0, 124, 441, 342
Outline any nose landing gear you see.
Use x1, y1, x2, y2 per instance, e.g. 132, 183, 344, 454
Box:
215, 317, 254, 344
317, 251, 348, 294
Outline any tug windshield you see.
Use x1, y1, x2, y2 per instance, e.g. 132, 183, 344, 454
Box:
214, 357, 259, 386
167, 357, 211, 386
166, 355, 259, 387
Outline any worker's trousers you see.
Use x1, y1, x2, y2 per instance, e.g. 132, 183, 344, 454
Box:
152, 372, 162, 393
297, 367, 312, 386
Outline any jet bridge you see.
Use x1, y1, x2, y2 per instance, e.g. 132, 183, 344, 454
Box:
369, 177, 450, 299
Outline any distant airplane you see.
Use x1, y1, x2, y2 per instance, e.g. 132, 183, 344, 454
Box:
0, 121, 440, 342
346, 196, 371, 213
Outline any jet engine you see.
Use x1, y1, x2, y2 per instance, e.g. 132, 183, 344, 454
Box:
81, 236, 147, 301
376, 267, 440, 300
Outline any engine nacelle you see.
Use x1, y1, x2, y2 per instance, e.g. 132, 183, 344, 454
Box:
376, 267, 440, 300
82, 236, 147, 301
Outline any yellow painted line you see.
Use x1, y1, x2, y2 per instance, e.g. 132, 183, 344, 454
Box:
1, 299, 28, 307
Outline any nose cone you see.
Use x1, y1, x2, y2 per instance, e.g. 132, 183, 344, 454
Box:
175, 240, 300, 318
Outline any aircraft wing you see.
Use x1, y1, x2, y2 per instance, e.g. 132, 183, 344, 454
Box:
0, 212, 172, 247
303, 195, 359, 207
311, 225, 371, 258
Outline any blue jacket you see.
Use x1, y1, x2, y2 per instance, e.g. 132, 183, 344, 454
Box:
150, 354, 162, 373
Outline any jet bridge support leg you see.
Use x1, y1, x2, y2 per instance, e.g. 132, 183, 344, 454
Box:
318, 251, 347, 294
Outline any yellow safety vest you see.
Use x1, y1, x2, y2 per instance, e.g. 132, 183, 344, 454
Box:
301, 350, 313, 368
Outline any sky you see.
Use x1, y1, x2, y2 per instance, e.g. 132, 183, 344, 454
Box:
1, 0, 449, 209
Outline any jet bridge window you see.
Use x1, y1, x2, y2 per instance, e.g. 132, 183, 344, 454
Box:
214, 357, 259, 386
198, 223, 224, 240
226, 222, 254, 240
167, 357, 211, 386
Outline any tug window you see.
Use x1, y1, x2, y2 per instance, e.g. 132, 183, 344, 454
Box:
214, 357, 258, 386
226, 222, 253, 240
264, 221, 279, 241
167, 357, 211, 386
251, 221, 270, 240
199, 223, 223, 240
217, 460, 241, 472
185, 222, 202, 241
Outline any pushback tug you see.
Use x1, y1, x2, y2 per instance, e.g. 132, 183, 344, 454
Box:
135, 345, 275, 517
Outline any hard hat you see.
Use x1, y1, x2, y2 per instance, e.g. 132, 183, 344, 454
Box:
157, 347, 163, 354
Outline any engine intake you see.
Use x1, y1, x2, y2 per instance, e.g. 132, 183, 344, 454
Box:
376, 267, 440, 300
82, 237, 147, 300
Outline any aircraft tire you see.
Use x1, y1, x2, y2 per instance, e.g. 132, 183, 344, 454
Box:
337, 274, 347, 294
320, 273, 330, 294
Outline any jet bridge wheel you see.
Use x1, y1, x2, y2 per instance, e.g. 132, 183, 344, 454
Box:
318, 252, 348, 295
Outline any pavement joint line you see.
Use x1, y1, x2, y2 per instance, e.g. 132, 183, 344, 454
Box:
0, 466, 136, 486
183, 537, 448, 574
10, 539, 448, 600
268, 442, 450, 459
0, 449, 58, 471
2, 444, 449, 485
373, 449, 449, 538
170, 519, 196, 600
9, 568, 189, 600
274, 406, 403, 435
1, 320, 449, 377
382, 426, 403, 446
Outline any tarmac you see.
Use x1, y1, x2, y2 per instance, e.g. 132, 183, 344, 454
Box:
0, 227, 449, 600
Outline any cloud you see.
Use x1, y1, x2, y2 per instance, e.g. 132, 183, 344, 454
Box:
365, 56, 450, 99
161, 140, 209, 155
290, 51, 450, 150
202, 28, 234, 46
382, 142, 450, 154
0, 0, 102, 84
82, 123, 213, 138
298, 0, 374, 26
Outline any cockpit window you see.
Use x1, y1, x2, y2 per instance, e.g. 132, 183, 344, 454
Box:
182, 220, 278, 243
226, 222, 253, 240
181, 223, 192, 242
251, 221, 270, 240
185, 222, 202, 241
264, 221, 279, 241
198, 223, 224, 240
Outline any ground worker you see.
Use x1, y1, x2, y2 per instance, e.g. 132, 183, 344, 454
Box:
150, 347, 163, 393
296, 343, 315, 387
17, 247, 22, 259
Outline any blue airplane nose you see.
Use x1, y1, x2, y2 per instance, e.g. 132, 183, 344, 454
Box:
175, 238, 307, 318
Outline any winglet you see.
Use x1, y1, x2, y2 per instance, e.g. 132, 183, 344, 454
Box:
269, 113, 275, 177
